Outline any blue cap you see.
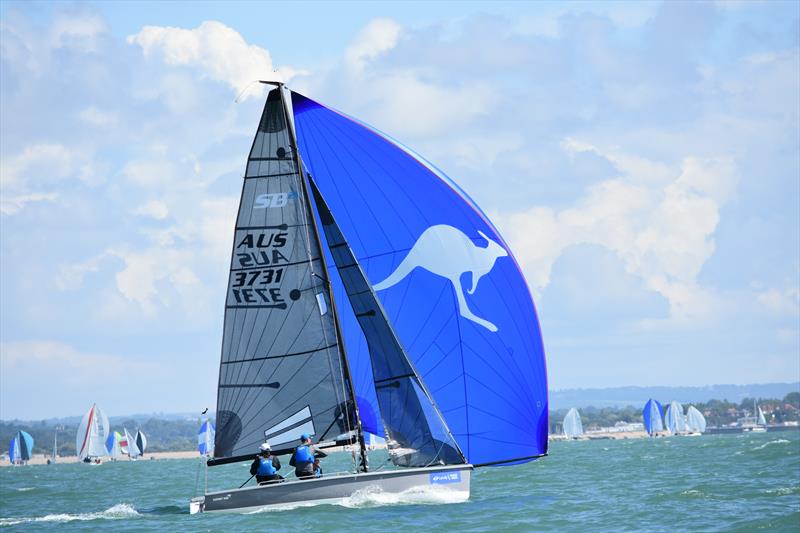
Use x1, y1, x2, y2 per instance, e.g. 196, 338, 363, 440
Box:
300, 433, 310, 441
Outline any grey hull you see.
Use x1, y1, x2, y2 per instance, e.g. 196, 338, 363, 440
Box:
191, 464, 472, 514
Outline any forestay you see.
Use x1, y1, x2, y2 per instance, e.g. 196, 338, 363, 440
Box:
214, 87, 355, 460
310, 179, 464, 467
292, 92, 548, 467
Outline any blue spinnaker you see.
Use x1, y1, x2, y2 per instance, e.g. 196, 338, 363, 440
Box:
643, 399, 664, 435
16, 431, 33, 462
292, 92, 548, 466
9, 437, 17, 464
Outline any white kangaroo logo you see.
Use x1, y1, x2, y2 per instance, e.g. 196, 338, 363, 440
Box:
373, 225, 508, 332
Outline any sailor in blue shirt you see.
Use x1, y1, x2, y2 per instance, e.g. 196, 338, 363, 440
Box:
290, 433, 327, 479
250, 442, 283, 484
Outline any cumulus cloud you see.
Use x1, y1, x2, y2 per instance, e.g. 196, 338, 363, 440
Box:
127, 21, 303, 99
132, 199, 169, 220
495, 142, 738, 324
0, 192, 58, 215
344, 18, 402, 73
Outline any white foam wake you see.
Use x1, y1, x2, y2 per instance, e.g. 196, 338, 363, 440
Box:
340, 485, 469, 508
0, 503, 139, 526
243, 485, 469, 514
752, 439, 790, 451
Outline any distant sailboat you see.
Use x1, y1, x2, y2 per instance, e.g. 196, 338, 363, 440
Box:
685, 405, 706, 434
124, 428, 141, 459
664, 400, 687, 435
752, 401, 768, 432
562, 408, 584, 439
198, 420, 215, 457
189, 83, 548, 514
8, 431, 33, 465
106, 431, 124, 459
8, 437, 17, 464
77, 404, 109, 463
643, 399, 664, 436
135, 430, 148, 456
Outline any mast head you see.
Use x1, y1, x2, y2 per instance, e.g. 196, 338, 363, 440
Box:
259, 80, 284, 87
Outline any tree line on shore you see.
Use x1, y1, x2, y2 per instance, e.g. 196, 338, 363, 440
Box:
4, 392, 798, 455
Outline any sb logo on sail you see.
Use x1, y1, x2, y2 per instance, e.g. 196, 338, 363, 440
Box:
254, 191, 297, 209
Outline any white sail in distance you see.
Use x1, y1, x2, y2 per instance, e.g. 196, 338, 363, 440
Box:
685, 406, 706, 433
562, 408, 584, 438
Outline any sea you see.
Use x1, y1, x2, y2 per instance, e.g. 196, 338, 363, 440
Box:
1, 431, 798, 532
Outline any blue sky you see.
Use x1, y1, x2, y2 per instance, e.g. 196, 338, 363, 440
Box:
1, 1, 798, 419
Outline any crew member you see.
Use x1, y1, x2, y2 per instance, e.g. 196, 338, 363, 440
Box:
250, 442, 283, 484
290, 433, 327, 479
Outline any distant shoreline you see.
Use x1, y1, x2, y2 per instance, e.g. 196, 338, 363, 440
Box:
1, 450, 200, 467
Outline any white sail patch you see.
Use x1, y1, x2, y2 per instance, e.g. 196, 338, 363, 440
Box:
263, 406, 316, 446
373, 225, 508, 332
316, 293, 328, 316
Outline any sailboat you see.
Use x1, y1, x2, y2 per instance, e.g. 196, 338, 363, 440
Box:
751, 400, 767, 433
643, 399, 664, 436
135, 430, 148, 456
76, 404, 109, 463
664, 400, 687, 435
685, 405, 706, 435
562, 408, 584, 439
8, 431, 33, 465
106, 431, 124, 460
189, 83, 548, 514
198, 420, 215, 457
124, 428, 141, 459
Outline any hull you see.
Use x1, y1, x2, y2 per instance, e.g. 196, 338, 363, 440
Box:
191, 464, 472, 514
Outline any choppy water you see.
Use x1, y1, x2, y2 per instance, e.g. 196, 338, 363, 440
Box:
1, 431, 798, 531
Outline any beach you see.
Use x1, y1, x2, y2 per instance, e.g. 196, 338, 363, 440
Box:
1, 450, 199, 467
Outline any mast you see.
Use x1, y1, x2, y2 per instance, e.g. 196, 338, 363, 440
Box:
276, 84, 368, 472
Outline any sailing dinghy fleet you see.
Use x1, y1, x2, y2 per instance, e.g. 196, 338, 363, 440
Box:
643, 399, 708, 436
74, 403, 148, 463
189, 83, 548, 514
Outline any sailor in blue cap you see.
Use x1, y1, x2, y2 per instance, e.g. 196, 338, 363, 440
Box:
290, 433, 327, 479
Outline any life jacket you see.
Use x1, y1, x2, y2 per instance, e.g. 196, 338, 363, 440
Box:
256, 456, 276, 476
294, 445, 314, 466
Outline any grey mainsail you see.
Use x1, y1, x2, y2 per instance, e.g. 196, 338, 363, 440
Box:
214, 87, 356, 459
309, 178, 465, 468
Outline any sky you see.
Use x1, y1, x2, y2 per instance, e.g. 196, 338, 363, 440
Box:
1, 1, 798, 420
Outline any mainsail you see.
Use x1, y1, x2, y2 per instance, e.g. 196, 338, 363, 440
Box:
757, 406, 767, 426
292, 91, 548, 467
310, 178, 464, 467
562, 408, 584, 438
213, 87, 357, 461
643, 399, 664, 435
664, 400, 686, 434
685, 406, 706, 433
76, 404, 109, 460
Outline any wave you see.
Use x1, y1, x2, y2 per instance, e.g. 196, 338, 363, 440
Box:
243, 485, 469, 514
340, 485, 469, 508
753, 439, 790, 451
0, 503, 139, 526
763, 486, 799, 496
14, 487, 34, 492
